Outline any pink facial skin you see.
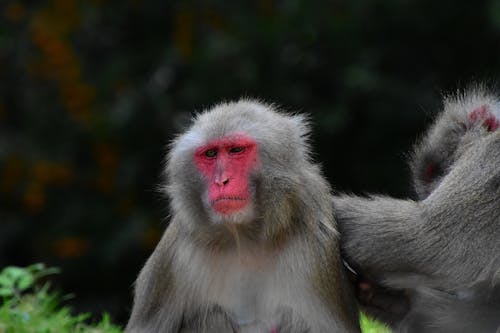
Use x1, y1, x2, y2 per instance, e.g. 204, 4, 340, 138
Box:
194, 133, 259, 215
469, 105, 500, 131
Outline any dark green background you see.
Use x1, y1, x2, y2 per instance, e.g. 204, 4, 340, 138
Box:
1, 0, 500, 324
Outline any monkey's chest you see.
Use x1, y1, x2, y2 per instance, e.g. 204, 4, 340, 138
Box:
187, 257, 297, 330
176, 243, 310, 331
213, 270, 272, 327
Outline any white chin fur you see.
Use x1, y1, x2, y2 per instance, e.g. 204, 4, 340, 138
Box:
208, 201, 256, 225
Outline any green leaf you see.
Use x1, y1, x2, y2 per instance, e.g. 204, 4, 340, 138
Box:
1, 267, 34, 292
27, 263, 46, 272
17, 274, 35, 291
3, 267, 30, 284
0, 275, 13, 288
0, 286, 13, 297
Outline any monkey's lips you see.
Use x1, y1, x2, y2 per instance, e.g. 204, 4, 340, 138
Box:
211, 196, 249, 215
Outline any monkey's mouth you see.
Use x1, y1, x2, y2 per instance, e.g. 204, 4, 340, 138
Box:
211, 196, 249, 214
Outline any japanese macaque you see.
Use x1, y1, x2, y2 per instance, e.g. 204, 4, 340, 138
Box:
125, 100, 360, 333
335, 88, 500, 332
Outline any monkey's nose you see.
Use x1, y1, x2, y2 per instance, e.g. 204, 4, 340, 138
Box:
215, 178, 229, 186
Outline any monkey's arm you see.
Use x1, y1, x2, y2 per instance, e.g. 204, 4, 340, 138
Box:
125, 230, 184, 333
333, 196, 427, 325
333, 195, 431, 278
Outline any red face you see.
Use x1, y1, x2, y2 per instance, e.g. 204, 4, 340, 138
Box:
194, 133, 259, 216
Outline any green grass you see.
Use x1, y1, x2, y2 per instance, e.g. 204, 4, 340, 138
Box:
0, 264, 389, 333
360, 312, 392, 333
0, 264, 121, 333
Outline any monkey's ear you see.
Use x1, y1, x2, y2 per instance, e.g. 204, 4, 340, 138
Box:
467, 104, 500, 131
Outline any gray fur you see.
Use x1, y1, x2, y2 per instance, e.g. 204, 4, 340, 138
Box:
335, 88, 500, 332
397, 269, 500, 333
125, 100, 360, 332
411, 87, 500, 199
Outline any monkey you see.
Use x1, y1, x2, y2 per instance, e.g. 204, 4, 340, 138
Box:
334, 87, 500, 332
125, 100, 361, 333
411, 87, 500, 200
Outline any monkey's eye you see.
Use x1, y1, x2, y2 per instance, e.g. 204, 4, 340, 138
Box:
204, 149, 218, 158
229, 146, 245, 154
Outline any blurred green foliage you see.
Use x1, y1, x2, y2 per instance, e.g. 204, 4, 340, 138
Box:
0, 264, 121, 333
1, 0, 500, 323
360, 313, 391, 333
0, 263, 59, 298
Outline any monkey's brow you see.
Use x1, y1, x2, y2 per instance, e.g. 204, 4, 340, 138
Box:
197, 135, 256, 150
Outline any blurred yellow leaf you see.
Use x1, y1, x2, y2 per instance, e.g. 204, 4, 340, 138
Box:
23, 182, 45, 213
52, 237, 89, 259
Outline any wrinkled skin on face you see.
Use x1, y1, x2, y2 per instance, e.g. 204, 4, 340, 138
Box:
194, 134, 258, 216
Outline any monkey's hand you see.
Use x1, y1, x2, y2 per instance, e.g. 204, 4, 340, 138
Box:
343, 259, 409, 326
355, 275, 410, 327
